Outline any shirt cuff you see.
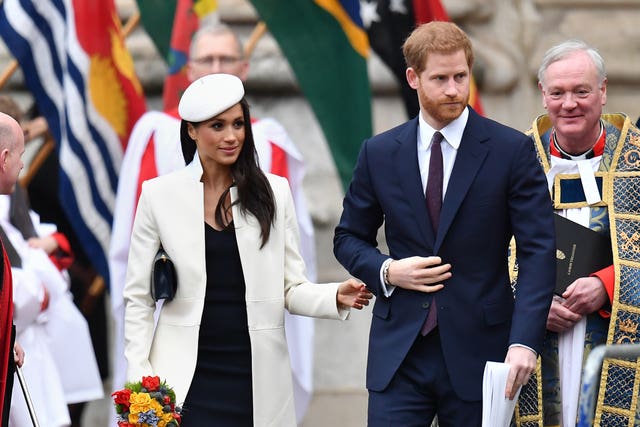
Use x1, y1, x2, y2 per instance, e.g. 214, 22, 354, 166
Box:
509, 343, 537, 357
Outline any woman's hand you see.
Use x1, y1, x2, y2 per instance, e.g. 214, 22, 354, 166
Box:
337, 278, 372, 310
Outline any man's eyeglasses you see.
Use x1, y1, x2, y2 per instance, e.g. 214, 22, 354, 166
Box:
191, 55, 242, 68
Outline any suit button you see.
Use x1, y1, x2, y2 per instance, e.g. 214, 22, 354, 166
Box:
422, 302, 430, 309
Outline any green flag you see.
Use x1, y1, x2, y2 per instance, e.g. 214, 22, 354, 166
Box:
248, 0, 373, 190
135, 0, 177, 60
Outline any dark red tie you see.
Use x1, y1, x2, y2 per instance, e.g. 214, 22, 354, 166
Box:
422, 131, 443, 336
425, 131, 444, 233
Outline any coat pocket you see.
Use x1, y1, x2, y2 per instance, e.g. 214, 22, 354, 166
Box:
482, 301, 512, 326
157, 297, 201, 326
372, 297, 390, 320
246, 297, 285, 330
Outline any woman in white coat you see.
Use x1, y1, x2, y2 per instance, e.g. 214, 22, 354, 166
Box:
123, 73, 371, 426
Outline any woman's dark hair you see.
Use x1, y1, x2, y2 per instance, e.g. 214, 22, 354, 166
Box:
180, 98, 275, 247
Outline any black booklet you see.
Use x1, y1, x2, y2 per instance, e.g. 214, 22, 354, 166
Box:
554, 214, 613, 295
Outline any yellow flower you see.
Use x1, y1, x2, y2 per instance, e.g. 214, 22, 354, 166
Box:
128, 412, 139, 424
129, 392, 153, 414
161, 412, 174, 423
150, 399, 164, 413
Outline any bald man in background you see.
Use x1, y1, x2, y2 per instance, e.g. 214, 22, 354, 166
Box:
0, 112, 26, 426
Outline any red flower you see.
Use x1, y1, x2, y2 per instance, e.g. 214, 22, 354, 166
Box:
163, 395, 171, 404
111, 388, 132, 407
118, 422, 134, 427
141, 375, 161, 391
173, 412, 181, 423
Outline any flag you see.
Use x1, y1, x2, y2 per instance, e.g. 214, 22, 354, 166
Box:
0, 0, 147, 283
363, 0, 484, 118
136, 0, 218, 111
248, 0, 372, 191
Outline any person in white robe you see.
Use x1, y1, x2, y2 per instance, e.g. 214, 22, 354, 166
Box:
1, 195, 103, 427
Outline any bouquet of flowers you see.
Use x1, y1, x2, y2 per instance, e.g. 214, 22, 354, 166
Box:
112, 375, 182, 427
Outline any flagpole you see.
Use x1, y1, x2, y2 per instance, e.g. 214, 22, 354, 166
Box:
0, 11, 141, 91
0, 60, 18, 91
121, 10, 140, 38
244, 21, 267, 59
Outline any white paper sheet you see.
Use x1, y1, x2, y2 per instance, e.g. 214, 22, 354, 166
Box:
482, 362, 522, 427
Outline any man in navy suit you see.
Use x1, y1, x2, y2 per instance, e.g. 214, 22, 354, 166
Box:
334, 21, 556, 426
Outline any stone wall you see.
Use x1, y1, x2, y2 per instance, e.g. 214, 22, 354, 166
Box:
1, 0, 639, 398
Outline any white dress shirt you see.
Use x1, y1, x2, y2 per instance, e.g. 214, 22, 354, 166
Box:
380, 108, 469, 295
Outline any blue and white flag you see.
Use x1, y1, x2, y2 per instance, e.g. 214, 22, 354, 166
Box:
0, 0, 146, 282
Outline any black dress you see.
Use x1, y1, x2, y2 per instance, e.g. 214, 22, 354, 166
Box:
180, 223, 253, 426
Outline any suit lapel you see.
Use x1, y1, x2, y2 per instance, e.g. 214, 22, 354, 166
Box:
435, 110, 489, 251
394, 118, 436, 246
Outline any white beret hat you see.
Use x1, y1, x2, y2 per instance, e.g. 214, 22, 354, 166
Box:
178, 73, 245, 122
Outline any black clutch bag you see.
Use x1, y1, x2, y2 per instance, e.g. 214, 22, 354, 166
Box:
151, 246, 177, 301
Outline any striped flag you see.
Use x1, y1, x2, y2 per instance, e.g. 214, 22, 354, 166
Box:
248, 0, 372, 191
136, 0, 218, 111
0, 0, 147, 283
363, 0, 484, 118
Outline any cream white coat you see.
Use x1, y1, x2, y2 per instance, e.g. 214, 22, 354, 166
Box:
123, 158, 348, 426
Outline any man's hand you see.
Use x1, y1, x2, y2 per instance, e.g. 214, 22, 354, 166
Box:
547, 276, 607, 333
27, 235, 58, 255
546, 297, 582, 332
13, 342, 24, 367
504, 346, 536, 400
387, 256, 451, 293
561, 276, 608, 315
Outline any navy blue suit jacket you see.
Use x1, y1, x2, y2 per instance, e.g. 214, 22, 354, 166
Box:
334, 108, 556, 401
